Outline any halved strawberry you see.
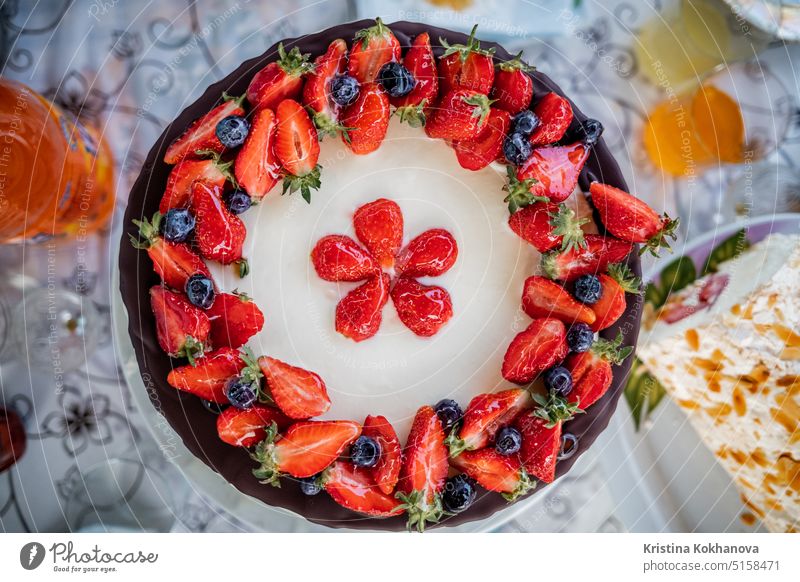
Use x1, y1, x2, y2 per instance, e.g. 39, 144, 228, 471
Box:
340, 83, 390, 155
190, 181, 247, 267
390, 277, 453, 337
492, 52, 534, 114
217, 404, 292, 448
515, 414, 561, 484
502, 318, 568, 385
362, 415, 402, 496
425, 89, 492, 141
438, 25, 495, 96
274, 99, 322, 203
450, 448, 536, 500
324, 461, 404, 517
164, 93, 245, 164
302, 39, 348, 138
517, 142, 590, 204
446, 388, 531, 456
521, 276, 596, 327
566, 331, 632, 409
258, 356, 331, 419
353, 198, 403, 268
590, 263, 641, 332
395, 229, 458, 278
206, 291, 265, 349
347, 18, 401, 84
396, 406, 448, 532
541, 234, 633, 282
150, 286, 210, 363
335, 273, 390, 342
234, 107, 280, 200
160, 153, 233, 213
529, 93, 573, 147
167, 347, 244, 403
508, 201, 588, 253
392, 32, 438, 127
311, 234, 378, 282
589, 182, 678, 257
251, 420, 361, 483
452, 108, 510, 171
247, 43, 314, 111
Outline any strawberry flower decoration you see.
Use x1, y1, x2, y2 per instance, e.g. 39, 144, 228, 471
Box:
311, 198, 458, 341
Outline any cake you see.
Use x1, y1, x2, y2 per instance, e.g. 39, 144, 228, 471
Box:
639, 233, 800, 533
119, 20, 668, 530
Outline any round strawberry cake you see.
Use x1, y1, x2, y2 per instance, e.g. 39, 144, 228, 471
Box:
120, 20, 675, 530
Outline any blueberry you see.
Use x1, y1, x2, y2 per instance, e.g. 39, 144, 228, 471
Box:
223, 189, 252, 215
511, 110, 540, 136
442, 474, 476, 514
215, 115, 250, 148
224, 377, 257, 409
494, 426, 522, 455
378, 62, 415, 98
161, 208, 195, 243
569, 118, 604, 146
567, 323, 595, 353
543, 365, 573, 397
503, 132, 533, 166
350, 435, 381, 468
298, 474, 323, 496
184, 273, 215, 309
558, 432, 579, 460
434, 399, 463, 432
330, 74, 360, 107
573, 274, 602, 304
201, 399, 227, 415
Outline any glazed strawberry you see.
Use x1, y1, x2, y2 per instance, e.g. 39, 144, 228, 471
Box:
190, 181, 247, 268
396, 406, 448, 532
590, 263, 641, 332
541, 234, 633, 282
311, 235, 378, 281
425, 89, 492, 141
589, 182, 678, 257
246, 43, 314, 111
515, 414, 561, 483
509, 202, 588, 253
217, 404, 292, 448
167, 347, 244, 403
150, 286, 210, 363
452, 108, 510, 171
160, 153, 233, 213
324, 461, 404, 517
502, 318, 568, 385
164, 93, 245, 164
492, 52, 534, 114
258, 356, 331, 419
302, 39, 348, 137
347, 18, 401, 84
362, 415, 402, 495
566, 331, 632, 409
447, 388, 531, 456
395, 229, 458, 278
451, 448, 536, 500
529, 92, 573, 146
516, 142, 590, 204
521, 276, 596, 327
438, 25, 495, 95
234, 108, 280, 200
251, 420, 361, 483
353, 198, 403, 268
206, 291, 265, 349
335, 273, 390, 342
274, 99, 322, 203
340, 83, 390, 155
391, 277, 453, 337
392, 32, 438, 127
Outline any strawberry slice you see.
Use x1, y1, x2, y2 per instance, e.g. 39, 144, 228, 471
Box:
446, 388, 531, 456
590, 263, 640, 332
395, 229, 458, 278
502, 318, 568, 385
275, 99, 322, 203
521, 276, 596, 327
529, 93, 574, 147
515, 414, 561, 483
438, 25, 495, 96
258, 356, 331, 419
335, 273, 390, 342
150, 286, 210, 363
390, 277, 453, 337
541, 234, 633, 282
302, 39, 348, 138
362, 415, 402, 496
517, 142, 590, 204
164, 93, 245, 164
425, 89, 492, 141
353, 198, 403, 268
234, 108, 280, 200
452, 108, 510, 171
396, 406, 448, 532
451, 448, 536, 500
251, 420, 362, 482
217, 404, 292, 448
508, 201, 588, 253
160, 153, 233, 213
347, 18, 401, 84
247, 43, 314, 111
392, 32, 438, 127
206, 291, 265, 349
167, 347, 244, 403
566, 331, 632, 409
190, 181, 247, 267
340, 83, 390, 155
311, 234, 378, 282
492, 52, 534, 114
589, 182, 678, 257
324, 461, 405, 517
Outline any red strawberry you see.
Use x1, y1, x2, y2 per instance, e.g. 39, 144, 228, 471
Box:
395, 229, 458, 278
324, 461, 404, 517
438, 25, 495, 96
274, 99, 322, 203
311, 235, 378, 281
515, 414, 561, 483
450, 448, 536, 500
167, 347, 244, 403
502, 318, 568, 385
392, 32, 438, 127
447, 388, 531, 456
517, 142, 590, 204
160, 153, 233, 213
340, 83, 390, 155
425, 89, 492, 141
391, 277, 453, 337
521, 276, 596, 327
541, 234, 633, 282
206, 291, 265, 349
353, 198, 403, 268
217, 404, 292, 448
347, 18, 401, 84
590, 263, 640, 332
190, 181, 247, 267
529, 93, 573, 146
246, 43, 314, 111
362, 415, 402, 496
335, 273, 390, 342
251, 420, 362, 482
164, 93, 245, 164
589, 182, 678, 257
508, 201, 588, 253
150, 286, 210, 363
258, 356, 331, 419
302, 39, 348, 137
234, 108, 280, 200
452, 108, 510, 171
396, 406, 448, 532
492, 52, 534, 114
566, 331, 632, 409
